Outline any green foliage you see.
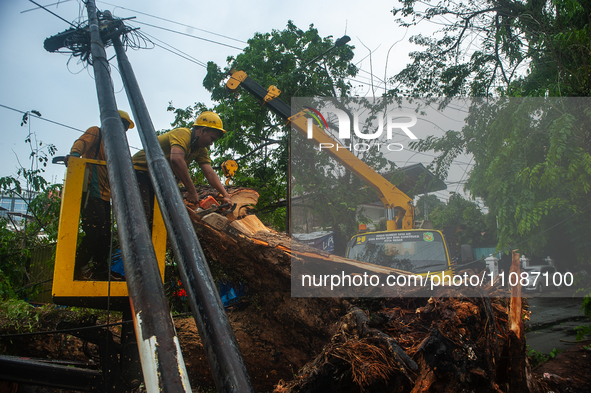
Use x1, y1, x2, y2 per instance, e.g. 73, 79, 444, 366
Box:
411, 98, 591, 262
395, 0, 591, 263
167, 22, 359, 239
583, 295, 591, 318
289, 116, 389, 254
0, 298, 40, 333
394, 0, 591, 313
259, 206, 287, 232
0, 111, 61, 300
575, 296, 591, 340
527, 347, 563, 368
527, 347, 549, 368
575, 324, 591, 341
392, 0, 591, 97
428, 193, 496, 248
203, 22, 357, 228
0, 299, 113, 334
415, 194, 445, 217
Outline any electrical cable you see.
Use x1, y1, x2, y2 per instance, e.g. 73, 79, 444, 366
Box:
134, 29, 207, 68
21, 0, 75, 14
97, 0, 247, 44
151, 41, 207, 68
454, 157, 473, 194
0, 103, 84, 133
27, 0, 79, 28
118, 25, 154, 51
0, 307, 207, 341
0, 103, 142, 151
129, 20, 243, 51
37, 5, 240, 70
26, 2, 543, 247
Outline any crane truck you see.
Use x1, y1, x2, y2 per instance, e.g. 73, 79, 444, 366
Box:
226, 70, 461, 279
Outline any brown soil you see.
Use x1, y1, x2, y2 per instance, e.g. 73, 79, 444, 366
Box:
174, 298, 345, 392
1, 302, 591, 392
532, 341, 591, 393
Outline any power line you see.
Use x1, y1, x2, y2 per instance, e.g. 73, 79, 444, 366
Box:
454, 157, 473, 194
26, 0, 78, 28
21, 0, 75, 14
0, 103, 142, 151
97, 0, 247, 44
138, 30, 207, 68
400, 146, 474, 167
357, 68, 387, 85
129, 20, 244, 51
26, 1, 242, 60
346, 76, 387, 91
0, 103, 84, 133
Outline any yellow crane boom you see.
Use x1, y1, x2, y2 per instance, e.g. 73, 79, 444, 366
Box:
226, 69, 415, 230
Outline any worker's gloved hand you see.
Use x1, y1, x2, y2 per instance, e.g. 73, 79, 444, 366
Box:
64, 153, 80, 167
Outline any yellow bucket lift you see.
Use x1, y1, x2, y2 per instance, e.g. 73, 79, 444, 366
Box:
52, 156, 167, 309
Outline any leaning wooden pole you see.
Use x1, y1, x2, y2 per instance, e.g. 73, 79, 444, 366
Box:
112, 34, 253, 393
507, 250, 528, 392
84, 1, 190, 391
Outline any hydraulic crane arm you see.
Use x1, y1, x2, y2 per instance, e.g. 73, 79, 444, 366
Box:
226, 70, 415, 230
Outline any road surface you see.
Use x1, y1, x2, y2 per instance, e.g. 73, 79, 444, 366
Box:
526, 296, 589, 354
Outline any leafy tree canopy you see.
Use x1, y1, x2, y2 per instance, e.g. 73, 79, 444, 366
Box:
392, 0, 591, 266
391, 0, 591, 97
169, 21, 359, 235
427, 193, 497, 249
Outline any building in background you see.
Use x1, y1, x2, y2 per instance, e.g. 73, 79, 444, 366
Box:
0, 190, 38, 229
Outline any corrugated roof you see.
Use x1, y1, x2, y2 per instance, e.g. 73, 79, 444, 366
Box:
382, 163, 447, 195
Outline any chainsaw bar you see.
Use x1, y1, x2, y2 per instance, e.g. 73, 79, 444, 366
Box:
194, 203, 236, 219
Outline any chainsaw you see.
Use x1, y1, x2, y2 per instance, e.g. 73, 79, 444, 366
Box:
194, 197, 236, 230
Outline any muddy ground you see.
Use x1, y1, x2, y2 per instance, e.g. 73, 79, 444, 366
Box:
1, 299, 591, 393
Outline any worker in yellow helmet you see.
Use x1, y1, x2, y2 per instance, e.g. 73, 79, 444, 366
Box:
132, 111, 232, 226
66, 110, 134, 280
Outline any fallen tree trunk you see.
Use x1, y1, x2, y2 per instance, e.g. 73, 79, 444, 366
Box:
175, 188, 538, 393
177, 188, 350, 391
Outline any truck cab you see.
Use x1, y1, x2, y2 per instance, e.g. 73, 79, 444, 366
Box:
346, 229, 454, 276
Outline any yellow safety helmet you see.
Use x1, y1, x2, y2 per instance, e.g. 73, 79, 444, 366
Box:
118, 110, 135, 129
193, 111, 226, 134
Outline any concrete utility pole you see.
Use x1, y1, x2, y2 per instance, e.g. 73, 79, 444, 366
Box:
112, 32, 253, 393
84, 1, 191, 391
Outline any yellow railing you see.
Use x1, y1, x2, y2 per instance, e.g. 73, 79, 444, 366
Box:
52, 156, 167, 300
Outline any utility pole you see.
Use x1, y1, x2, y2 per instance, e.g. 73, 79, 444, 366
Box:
112, 32, 253, 393
43, 2, 253, 391
84, 1, 190, 391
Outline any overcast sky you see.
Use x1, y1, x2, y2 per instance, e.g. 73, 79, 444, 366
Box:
0, 0, 474, 204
